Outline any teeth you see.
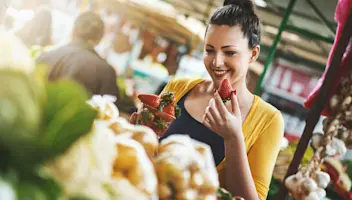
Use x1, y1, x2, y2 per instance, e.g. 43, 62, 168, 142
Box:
214, 70, 227, 75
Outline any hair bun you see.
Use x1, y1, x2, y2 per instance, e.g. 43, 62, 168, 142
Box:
223, 0, 254, 12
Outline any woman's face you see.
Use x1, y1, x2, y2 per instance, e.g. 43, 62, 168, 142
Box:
204, 25, 259, 88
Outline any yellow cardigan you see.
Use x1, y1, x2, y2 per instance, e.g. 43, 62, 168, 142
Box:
162, 78, 284, 200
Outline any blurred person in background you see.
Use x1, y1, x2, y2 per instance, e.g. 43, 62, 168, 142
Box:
0, 0, 8, 23
3, 14, 14, 31
16, 6, 53, 47
0, 0, 35, 74
37, 11, 120, 102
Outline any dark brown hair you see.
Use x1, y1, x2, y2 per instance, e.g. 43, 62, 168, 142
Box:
73, 11, 105, 42
208, 0, 261, 49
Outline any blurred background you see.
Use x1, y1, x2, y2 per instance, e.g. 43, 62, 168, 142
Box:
3, 0, 351, 199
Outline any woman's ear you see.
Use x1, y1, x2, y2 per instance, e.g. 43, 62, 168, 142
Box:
249, 45, 260, 64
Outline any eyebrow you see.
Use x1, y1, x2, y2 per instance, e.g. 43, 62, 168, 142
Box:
206, 44, 238, 49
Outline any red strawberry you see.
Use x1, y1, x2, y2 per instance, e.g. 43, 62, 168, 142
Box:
162, 104, 175, 116
217, 79, 236, 103
158, 92, 176, 110
138, 94, 160, 108
129, 112, 138, 124
155, 111, 176, 122
154, 119, 168, 137
140, 108, 155, 123
141, 121, 154, 129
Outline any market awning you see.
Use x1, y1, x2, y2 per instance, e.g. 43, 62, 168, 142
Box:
164, 0, 337, 67
98, 0, 203, 45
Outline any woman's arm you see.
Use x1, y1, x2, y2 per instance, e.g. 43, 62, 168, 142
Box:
224, 135, 259, 200
246, 111, 284, 199
225, 111, 283, 199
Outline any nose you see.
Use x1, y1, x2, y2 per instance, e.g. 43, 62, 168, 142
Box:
212, 53, 224, 68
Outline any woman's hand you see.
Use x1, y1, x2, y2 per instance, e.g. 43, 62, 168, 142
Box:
202, 91, 243, 141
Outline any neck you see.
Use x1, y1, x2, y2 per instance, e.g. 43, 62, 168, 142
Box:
72, 39, 95, 49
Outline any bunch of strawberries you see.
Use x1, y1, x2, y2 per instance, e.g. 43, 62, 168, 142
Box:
130, 92, 181, 137
130, 78, 236, 137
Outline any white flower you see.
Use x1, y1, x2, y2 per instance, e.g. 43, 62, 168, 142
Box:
87, 95, 119, 120
0, 27, 34, 74
41, 121, 117, 199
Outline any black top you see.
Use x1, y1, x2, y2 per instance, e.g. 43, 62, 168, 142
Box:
161, 91, 225, 166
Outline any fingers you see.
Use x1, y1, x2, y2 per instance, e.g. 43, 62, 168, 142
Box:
202, 98, 220, 129
231, 92, 241, 117
205, 110, 216, 124
214, 92, 228, 114
202, 117, 212, 130
208, 99, 222, 123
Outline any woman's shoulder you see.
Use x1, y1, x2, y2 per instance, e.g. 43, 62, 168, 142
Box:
164, 77, 205, 90
161, 78, 205, 102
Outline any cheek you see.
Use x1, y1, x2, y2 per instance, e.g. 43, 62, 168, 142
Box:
226, 56, 249, 74
203, 55, 213, 69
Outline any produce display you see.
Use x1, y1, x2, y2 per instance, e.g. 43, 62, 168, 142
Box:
0, 32, 230, 200
110, 119, 159, 158
286, 69, 352, 200
113, 136, 158, 198
130, 92, 181, 137
155, 135, 219, 200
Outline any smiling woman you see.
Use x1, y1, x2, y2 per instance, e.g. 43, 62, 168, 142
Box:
160, 0, 284, 199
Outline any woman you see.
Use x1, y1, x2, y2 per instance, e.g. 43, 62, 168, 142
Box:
161, 0, 284, 199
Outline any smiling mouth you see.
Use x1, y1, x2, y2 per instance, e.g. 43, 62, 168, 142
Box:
213, 69, 230, 77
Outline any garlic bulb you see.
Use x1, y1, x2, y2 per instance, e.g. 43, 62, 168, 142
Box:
311, 133, 323, 149
304, 192, 321, 200
300, 178, 318, 193
315, 188, 327, 198
331, 137, 347, 157
342, 96, 352, 110
285, 174, 303, 192
325, 144, 337, 156
330, 95, 340, 109
313, 171, 330, 189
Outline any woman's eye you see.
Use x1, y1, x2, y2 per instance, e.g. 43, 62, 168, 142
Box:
224, 51, 236, 56
205, 49, 215, 54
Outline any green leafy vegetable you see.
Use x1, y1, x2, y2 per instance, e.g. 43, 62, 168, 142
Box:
0, 70, 97, 170
40, 80, 97, 158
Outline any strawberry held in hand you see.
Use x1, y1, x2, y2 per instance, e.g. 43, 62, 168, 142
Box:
217, 79, 236, 103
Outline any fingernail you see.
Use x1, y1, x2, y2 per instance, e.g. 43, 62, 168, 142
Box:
205, 106, 210, 113
232, 90, 237, 95
213, 88, 217, 93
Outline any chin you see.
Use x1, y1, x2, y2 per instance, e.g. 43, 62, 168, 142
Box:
211, 75, 228, 88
